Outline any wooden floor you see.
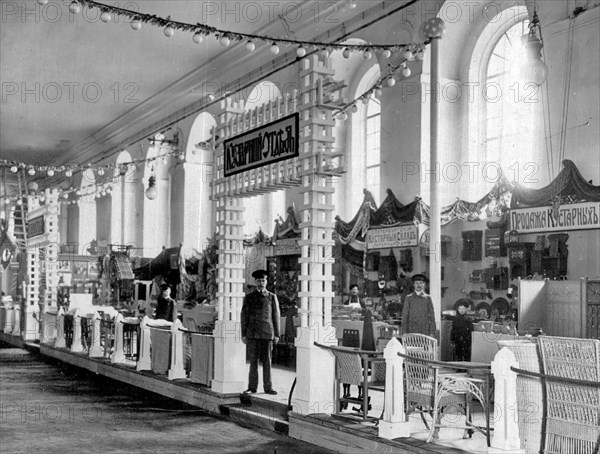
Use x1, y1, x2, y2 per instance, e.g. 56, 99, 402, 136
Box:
0, 345, 333, 454
0, 333, 490, 453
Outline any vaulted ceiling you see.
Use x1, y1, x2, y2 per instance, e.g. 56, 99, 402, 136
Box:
1, 0, 375, 168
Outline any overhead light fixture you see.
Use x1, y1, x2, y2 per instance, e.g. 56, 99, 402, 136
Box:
521, 10, 548, 86
145, 174, 158, 200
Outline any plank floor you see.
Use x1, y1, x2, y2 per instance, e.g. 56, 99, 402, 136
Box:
0, 345, 332, 454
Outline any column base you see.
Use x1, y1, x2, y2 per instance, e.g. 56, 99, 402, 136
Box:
292, 324, 337, 415
378, 420, 412, 439
211, 320, 246, 395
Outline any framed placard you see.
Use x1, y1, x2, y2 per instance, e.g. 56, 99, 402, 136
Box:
224, 113, 299, 177
27, 215, 45, 238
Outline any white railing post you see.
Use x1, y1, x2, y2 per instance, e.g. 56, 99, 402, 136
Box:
89, 312, 103, 357
12, 304, 21, 336
168, 319, 186, 380
54, 308, 66, 348
4, 306, 15, 332
379, 338, 412, 439
111, 313, 126, 363
136, 316, 151, 371
489, 348, 525, 453
70, 312, 84, 353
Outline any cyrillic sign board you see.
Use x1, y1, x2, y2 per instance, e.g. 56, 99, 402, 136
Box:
224, 113, 299, 177
510, 202, 600, 233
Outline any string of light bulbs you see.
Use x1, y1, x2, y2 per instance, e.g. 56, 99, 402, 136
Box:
333, 50, 425, 119
1, 143, 182, 179
48, 0, 424, 58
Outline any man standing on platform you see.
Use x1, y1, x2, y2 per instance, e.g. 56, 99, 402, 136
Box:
399, 274, 436, 337
241, 269, 280, 395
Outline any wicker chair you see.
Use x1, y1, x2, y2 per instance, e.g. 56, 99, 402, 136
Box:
538, 336, 600, 454
314, 343, 385, 423
400, 333, 481, 442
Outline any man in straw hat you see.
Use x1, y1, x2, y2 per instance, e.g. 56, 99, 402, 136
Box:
241, 269, 281, 395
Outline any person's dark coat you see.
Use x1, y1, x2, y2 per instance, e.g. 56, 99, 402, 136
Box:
241, 290, 280, 339
155, 296, 175, 321
400, 292, 436, 336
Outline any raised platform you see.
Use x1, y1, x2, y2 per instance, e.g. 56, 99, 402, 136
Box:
289, 413, 477, 454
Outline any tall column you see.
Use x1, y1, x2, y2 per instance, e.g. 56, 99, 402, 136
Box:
424, 18, 446, 336
23, 246, 39, 340
211, 98, 247, 394
293, 55, 338, 415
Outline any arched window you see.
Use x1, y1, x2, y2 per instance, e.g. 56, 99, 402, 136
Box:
469, 5, 543, 195
365, 95, 381, 197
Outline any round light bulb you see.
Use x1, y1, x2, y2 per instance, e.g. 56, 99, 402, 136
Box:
362, 97, 370, 105
347, 0, 357, 9
386, 77, 396, 87
131, 19, 141, 31
402, 66, 412, 77
338, 111, 348, 121
69, 1, 81, 14
321, 49, 330, 58
10, 165, 18, 173
100, 11, 111, 23
193, 33, 203, 44
416, 50, 425, 61
27, 167, 36, 176
37, 0, 48, 5
220, 36, 230, 47
351, 104, 358, 113
246, 41, 256, 52
39, 196, 46, 203
16, 199, 23, 206
296, 46, 306, 57
270, 43, 280, 55
164, 26, 174, 38
342, 48, 351, 59
381, 49, 391, 59
403, 50, 414, 61
363, 49, 372, 60
375, 88, 383, 98
47, 169, 55, 177
65, 170, 73, 177
97, 168, 105, 176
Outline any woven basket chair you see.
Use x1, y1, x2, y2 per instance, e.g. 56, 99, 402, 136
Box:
315, 344, 385, 422
538, 336, 600, 454
497, 339, 545, 454
400, 333, 465, 430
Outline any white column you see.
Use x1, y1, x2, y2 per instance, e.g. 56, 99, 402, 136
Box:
168, 319, 187, 380
110, 313, 126, 363
70, 313, 84, 353
89, 312, 104, 357
379, 338, 412, 438
136, 316, 152, 371
293, 54, 337, 415
55, 309, 66, 348
424, 18, 445, 337
23, 246, 39, 341
489, 348, 525, 453
211, 196, 246, 394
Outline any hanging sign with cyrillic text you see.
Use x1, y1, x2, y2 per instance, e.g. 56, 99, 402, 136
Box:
224, 113, 299, 177
510, 202, 600, 233
366, 225, 419, 249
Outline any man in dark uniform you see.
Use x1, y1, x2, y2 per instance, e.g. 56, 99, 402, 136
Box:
155, 283, 175, 321
241, 269, 280, 395
399, 274, 436, 337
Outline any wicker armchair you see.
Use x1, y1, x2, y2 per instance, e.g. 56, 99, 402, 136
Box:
537, 336, 600, 454
400, 334, 441, 428
400, 334, 486, 443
